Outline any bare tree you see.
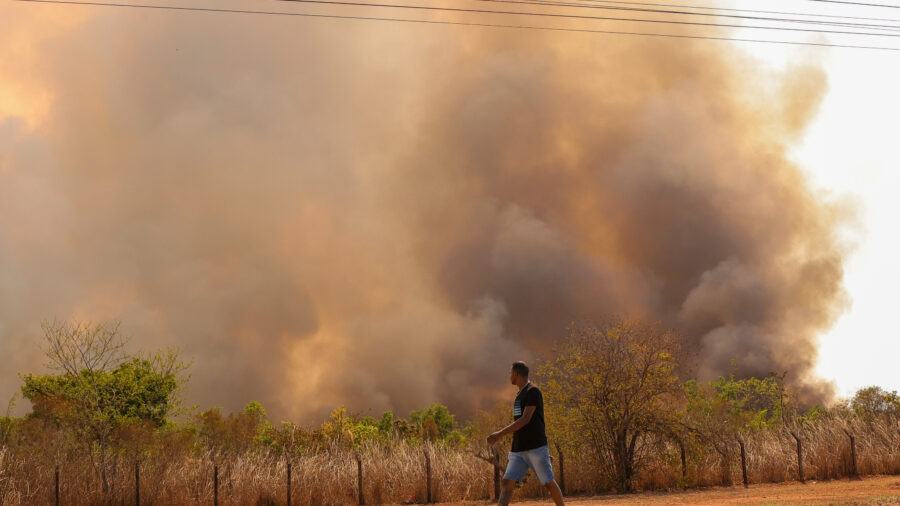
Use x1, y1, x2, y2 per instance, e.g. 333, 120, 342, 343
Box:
42, 320, 128, 375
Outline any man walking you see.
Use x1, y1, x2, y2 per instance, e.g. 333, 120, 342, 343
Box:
487, 361, 565, 506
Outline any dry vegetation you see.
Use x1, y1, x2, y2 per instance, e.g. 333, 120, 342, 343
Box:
2, 320, 899, 505
0, 440, 496, 505
1, 413, 899, 505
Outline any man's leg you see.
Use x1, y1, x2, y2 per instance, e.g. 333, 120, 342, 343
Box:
544, 480, 565, 506
500, 452, 527, 506
498, 479, 516, 506
528, 446, 564, 506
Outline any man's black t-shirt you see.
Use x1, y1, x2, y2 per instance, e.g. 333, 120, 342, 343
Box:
512, 382, 548, 452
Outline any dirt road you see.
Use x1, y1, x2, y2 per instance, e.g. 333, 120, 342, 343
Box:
451, 476, 900, 505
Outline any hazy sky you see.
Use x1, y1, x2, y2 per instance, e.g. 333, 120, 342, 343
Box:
1, 0, 897, 422
798, 47, 900, 397
723, 0, 900, 396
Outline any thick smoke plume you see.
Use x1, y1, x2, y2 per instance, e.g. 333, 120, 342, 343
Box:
0, 1, 849, 422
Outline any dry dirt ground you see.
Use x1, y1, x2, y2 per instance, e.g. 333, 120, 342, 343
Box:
448, 476, 900, 505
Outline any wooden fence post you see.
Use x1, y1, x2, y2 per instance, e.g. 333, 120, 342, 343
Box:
135, 460, 140, 506
356, 453, 364, 505
737, 439, 749, 488
287, 461, 292, 506
424, 449, 432, 504
790, 431, 804, 483
844, 430, 859, 479
214, 464, 219, 506
54, 465, 60, 506
492, 448, 500, 503
554, 443, 565, 496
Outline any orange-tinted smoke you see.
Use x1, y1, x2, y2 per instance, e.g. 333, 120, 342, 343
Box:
0, 1, 849, 422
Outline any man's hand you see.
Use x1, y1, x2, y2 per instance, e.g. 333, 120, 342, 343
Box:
487, 431, 502, 446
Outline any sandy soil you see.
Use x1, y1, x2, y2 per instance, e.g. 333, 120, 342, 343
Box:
449, 476, 900, 505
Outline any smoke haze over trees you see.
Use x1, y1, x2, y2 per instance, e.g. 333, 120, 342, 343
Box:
0, 1, 852, 422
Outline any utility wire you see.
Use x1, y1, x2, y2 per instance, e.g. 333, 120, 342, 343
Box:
565, 0, 900, 25
274, 0, 900, 37
15, 0, 900, 51
804, 0, 900, 8
485, 0, 900, 32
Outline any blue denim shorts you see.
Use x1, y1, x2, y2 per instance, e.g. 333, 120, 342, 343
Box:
503, 445, 555, 485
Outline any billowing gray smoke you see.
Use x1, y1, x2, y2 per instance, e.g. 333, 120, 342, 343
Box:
0, 1, 849, 422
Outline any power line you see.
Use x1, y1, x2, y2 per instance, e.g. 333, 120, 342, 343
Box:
486, 0, 900, 32
566, 0, 900, 25
528, 0, 900, 31
804, 0, 900, 8
15, 0, 900, 51
276, 0, 900, 37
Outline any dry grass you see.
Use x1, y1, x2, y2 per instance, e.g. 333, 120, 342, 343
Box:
0, 441, 497, 505
1, 416, 898, 505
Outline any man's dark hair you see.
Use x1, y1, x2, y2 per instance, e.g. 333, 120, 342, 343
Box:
511, 361, 529, 378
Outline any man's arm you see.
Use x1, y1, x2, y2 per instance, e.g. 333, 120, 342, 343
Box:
487, 405, 536, 446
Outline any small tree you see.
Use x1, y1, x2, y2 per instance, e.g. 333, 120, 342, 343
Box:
195, 402, 274, 456
20, 320, 186, 493
410, 404, 456, 441
322, 407, 355, 447
851, 386, 900, 419
541, 319, 682, 493
683, 374, 783, 486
